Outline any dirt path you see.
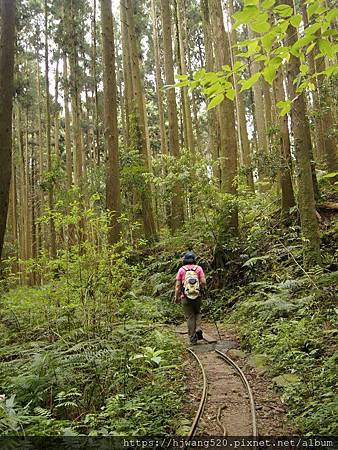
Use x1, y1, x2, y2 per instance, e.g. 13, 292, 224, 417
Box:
176, 322, 297, 436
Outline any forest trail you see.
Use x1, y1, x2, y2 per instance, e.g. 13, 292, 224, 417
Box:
176, 322, 297, 436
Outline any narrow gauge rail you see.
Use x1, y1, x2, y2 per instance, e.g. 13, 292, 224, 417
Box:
186, 344, 258, 439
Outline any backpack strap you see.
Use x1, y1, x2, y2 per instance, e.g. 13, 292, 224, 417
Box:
183, 265, 197, 272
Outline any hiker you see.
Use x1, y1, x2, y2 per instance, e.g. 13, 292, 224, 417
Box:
175, 251, 207, 344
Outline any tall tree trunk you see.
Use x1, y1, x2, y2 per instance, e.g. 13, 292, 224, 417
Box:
36, 57, 45, 254
200, 0, 221, 187
67, 0, 83, 187
123, 0, 157, 241
301, 5, 326, 164
272, 66, 296, 216
63, 54, 73, 189
0, 0, 16, 262
151, 0, 168, 155
283, 0, 321, 266
208, 0, 238, 232
175, 0, 195, 153
44, 0, 57, 258
248, 29, 268, 177
228, 0, 254, 192
160, 0, 185, 230
315, 53, 338, 173
120, 0, 132, 148
54, 53, 60, 158
92, 0, 101, 165
100, 0, 122, 244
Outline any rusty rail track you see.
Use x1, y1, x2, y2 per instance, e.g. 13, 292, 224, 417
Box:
187, 345, 258, 438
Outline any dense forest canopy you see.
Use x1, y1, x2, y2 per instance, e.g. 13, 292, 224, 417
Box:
0, 0, 337, 268
0, 0, 337, 439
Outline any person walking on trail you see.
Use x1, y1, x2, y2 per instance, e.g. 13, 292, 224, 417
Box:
175, 251, 206, 345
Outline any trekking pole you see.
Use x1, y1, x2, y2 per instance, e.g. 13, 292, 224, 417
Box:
205, 290, 222, 341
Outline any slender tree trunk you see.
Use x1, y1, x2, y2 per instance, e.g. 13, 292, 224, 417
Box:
315, 54, 338, 173
200, 0, 221, 187
263, 81, 272, 142
17, 106, 27, 261
123, 0, 157, 241
24, 108, 32, 264
273, 66, 296, 216
151, 0, 168, 155
54, 53, 60, 158
36, 57, 45, 254
120, 0, 132, 148
175, 0, 195, 153
283, 0, 321, 266
0, 0, 16, 262
63, 54, 73, 189
301, 5, 326, 164
160, 0, 185, 230
44, 0, 56, 258
100, 0, 122, 244
208, 0, 238, 231
92, 0, 101, 165
248, 29, 268, 177
67, 0, 83, 187
228, 0, 254, 192
10, 154, 18, 255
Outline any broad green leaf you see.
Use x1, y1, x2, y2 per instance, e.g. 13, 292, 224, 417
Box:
190, 80, 199, 89
262, 0, 275, 9
291, 34, 315, 52
263, 65, 277, 85
175, 80, 190, 88
261, 31, 276, 51
318, 38, 335, 59
326, 8, 338, 24
244, 0, 257, 5
208, 94, 224, 110
323, 64, 338, 77
276, 19, 290, 34
321, 171, 338, 179
204, 82, 223, 96
308, 1, 320, 18
250, 20, 271, 33
238, 40, 260, 57
240, 72, 261, 91
233, 6, 259, 27
225, 88, 236, 101
273, 4, 293, 17
273, 46, 290, 59
322, 29, 338, 37
300, 64, 309, 74
255, 54, 268, 62
306, 42, 316, 54
220, 80, 233, 90
290, 14, 302, 28
193, 69, 206, 81
176, 74, 188, 81
304, 23, 322, 36
222, 65, 231, 72
277, 100, 292, 116
233, 61, 244, 73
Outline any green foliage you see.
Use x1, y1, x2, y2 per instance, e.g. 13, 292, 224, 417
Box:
226, 211, 338, 434
177, 0, 338, 115
0, 239, 188, 435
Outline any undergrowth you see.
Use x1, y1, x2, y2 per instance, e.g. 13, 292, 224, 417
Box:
0, 244, 188, 436
1, 178, 337, 436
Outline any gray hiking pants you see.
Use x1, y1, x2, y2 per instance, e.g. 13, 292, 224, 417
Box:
182, 298, 202, 342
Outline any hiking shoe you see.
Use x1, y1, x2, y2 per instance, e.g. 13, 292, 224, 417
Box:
196, 329, 203, 340
190, 335, 198, 345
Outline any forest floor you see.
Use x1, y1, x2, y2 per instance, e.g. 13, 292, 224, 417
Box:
176, 322, 298, 436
